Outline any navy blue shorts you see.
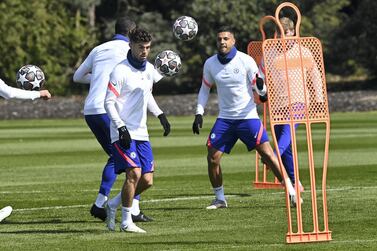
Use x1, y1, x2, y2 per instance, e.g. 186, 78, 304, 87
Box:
207, 118, 269, 154
85, 114, 112, 156
112, 140, 154, 175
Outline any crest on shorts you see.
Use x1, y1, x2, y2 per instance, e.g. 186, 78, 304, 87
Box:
130, 152, 137, 159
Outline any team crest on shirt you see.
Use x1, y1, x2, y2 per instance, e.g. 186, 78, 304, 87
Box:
210, 133, 216, 139
233, 68, 240, 74
130, 152, 137, 159
146, 73, 151, 80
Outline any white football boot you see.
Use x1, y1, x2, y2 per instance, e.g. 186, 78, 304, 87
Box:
206, 199, 228, 210
120, 222, 146, 233
0, 206, 12, 222
290, 194, 304, 208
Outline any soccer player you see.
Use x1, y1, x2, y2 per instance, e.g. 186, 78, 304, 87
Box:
0, 77, 51, 223
104, 27, 165, 233
192, 26, 300, 209
259, 17, 323, 190
73, 18, 169, 223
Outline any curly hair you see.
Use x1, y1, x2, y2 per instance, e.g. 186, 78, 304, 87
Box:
128, 27, 152, 43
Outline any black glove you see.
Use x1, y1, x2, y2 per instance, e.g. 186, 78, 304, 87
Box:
158, 113, 170, 136
256, 74, 264, 90
256, 74, 268, 103
118, 126, 131, 149
259, 93, 268, 103
192, 114, 203, 134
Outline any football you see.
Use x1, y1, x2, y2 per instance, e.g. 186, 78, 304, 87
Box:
155, 50, 182, 77
16, 65, 45, 91
173, 16, 198, 41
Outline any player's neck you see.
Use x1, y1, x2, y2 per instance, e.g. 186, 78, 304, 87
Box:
112, 34, 129, 42
127, 50, 147, 71
217, 46, 237, 65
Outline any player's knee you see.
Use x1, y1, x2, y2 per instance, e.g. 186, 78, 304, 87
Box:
141, 174, 153, 189
145, 176, 154, 188
207, 147, 222, 166
145, 179, 153, 189
207, 154, 220, 167
126, 168, 141, 184
258, 148, 275, 163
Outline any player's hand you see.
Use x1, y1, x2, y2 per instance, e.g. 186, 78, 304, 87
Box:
259, 93, 268, 103
158, 113, 170, 136
256, 74, 264, 91
255, 74, 267, 102
118, 126, 131, 149
192, 114, 203, 134
39, 90, 51, 100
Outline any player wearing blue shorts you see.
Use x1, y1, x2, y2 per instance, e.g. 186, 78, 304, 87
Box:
0, 78, 51, 223
258, 17, 323, 191
74, 18, 169, 222
104, 27, 169, 233
192, 26, 300, 209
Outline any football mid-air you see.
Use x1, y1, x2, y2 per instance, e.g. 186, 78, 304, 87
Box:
16, 64, 45, 91
155, 50, 182, 77
154, 16, 197, 77
173, 16, 198, 41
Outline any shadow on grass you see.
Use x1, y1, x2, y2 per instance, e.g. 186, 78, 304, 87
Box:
1, 218, 99, 225
149, 192, 252, 199
0, 229, 104, 234
125, 240, 250, 247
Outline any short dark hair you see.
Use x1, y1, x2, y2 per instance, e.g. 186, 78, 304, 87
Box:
115, 17, 136, 36
217, 26, 236, 36
128, 27, 153, 43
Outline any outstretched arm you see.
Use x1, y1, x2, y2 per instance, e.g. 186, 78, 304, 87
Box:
0, 79, 50, 100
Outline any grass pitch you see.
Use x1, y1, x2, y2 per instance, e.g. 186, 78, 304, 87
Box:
0, 112, 376, 250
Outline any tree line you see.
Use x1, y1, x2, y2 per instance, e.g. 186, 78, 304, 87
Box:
0, 0, 375, 95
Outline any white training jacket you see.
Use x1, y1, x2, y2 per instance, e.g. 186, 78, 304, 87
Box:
196, 51, 260, 119
105, 59, 163, 142
73, 39, 130, 115
73, 39, 163, 118
0, 78, 40, 100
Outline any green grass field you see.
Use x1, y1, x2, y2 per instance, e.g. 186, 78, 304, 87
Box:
0, 112, 376, 250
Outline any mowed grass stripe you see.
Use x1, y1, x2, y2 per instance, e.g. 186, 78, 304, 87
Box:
1, 112, 377, 250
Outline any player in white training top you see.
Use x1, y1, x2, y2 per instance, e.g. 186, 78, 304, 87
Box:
0, 78, 51, 223
104, 27, 167, 233
192, 26, 300, 209
73, 18, 168, 223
